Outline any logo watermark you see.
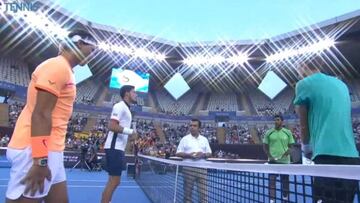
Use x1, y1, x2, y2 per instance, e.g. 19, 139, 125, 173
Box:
1, 1, 40, 13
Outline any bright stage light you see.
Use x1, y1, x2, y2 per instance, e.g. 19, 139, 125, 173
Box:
183, 56, 208, 66
155, 53, 166, 61
11, 11, 69, 41
98, 42, 111, 51
266, 38, 335, 63
227, 54, 249, 64
112, 45, 133, 55
98, 42, 166, 61
8, 10, 167, 62
183, 53, 248, 66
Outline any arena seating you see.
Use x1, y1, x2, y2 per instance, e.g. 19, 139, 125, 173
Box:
156, 90, 198, 115
248, 90, 270, 115
348, 80, 360, 102
249, 88, 294, 116
75, 80, 101, 105
353, 118, 360, 144
109, 93, 146, 106
137, 95, 145, 106
0, 57, 30, 87
110, 94, 121, 104
207, 93, 238, 111
273, 88, 294, 113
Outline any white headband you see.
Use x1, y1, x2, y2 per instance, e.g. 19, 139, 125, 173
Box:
70, 35, 97, 46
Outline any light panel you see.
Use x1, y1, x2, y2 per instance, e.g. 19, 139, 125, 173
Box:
164, 73, 191, 100
258, 70, 287, 99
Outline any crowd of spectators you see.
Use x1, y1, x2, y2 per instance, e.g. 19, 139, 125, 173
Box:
224, 124, 253, 144
65, 131, 106, 152
8, 101, 24, 128
353, 119, 360, 144
3, 102, 360, 160
66, 113, 89, 135
0, 134, 10, 147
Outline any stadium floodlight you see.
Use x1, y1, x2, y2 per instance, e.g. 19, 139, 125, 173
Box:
183, 53, 249, 66
208, 55, 226, 64
133, 48, 166, 61
227, 53, 249, 65
133, 48, 147, 58
184, 56, 207, 66
266, 38, 335, 63
133, 48, 158, 59
97, 42, 166, 61
299, 38, 334, 54
182, 57, 192, 65
154, 53, 166, 61
98, 42, 112, 51
14, 11, 68, 41
112, 44, 133, 55
12, 10, 167, 61
185, 56, 227, 66
266, 50, 293, 63
56, 28, 70, 39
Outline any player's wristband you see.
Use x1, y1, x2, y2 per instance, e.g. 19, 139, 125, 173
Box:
31, 136, 49, 158
123, 127, 134, 135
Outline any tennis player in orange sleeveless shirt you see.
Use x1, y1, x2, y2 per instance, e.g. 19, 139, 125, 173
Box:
6, 29, 97, 203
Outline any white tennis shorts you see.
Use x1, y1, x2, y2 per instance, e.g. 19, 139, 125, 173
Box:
6, 147, 66, 200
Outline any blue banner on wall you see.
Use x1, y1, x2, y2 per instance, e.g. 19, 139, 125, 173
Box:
0, 81, 17, 91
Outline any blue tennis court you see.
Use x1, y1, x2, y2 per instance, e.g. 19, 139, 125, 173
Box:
0, 148, 151, 202
0, 168, 150, 202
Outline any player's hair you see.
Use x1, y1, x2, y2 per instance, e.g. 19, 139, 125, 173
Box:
274, 114, 284, 121
191, 118, 202, 128
120, 85, 135, 99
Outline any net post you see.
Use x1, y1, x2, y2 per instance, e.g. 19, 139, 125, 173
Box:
173, 164, 179, 203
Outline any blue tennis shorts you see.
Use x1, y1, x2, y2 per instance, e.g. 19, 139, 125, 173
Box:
105, 149, 125, 176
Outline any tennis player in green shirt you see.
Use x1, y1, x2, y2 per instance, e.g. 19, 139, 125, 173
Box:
263, 114, 295, 202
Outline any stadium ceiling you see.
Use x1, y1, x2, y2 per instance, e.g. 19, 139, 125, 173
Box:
0, 1, 360, 93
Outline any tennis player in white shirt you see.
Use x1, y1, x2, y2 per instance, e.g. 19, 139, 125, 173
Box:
176, 119, 212, 203
101, 85, 137, 203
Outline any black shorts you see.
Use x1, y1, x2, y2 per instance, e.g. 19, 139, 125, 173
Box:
313, 155, 360, 203
105, 149, 125, 176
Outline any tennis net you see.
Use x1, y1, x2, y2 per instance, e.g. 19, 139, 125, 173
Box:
135, 154, 360, 203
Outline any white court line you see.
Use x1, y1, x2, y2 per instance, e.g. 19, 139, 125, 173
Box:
66, 186, 171, 189
0, 179, 135, 183
68, 180, 135, 183
0, 185, 171, 189
0, 185, 140, 188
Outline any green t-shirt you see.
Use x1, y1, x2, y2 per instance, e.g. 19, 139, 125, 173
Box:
293, 73, 359, 159
263, 128, 295, 163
